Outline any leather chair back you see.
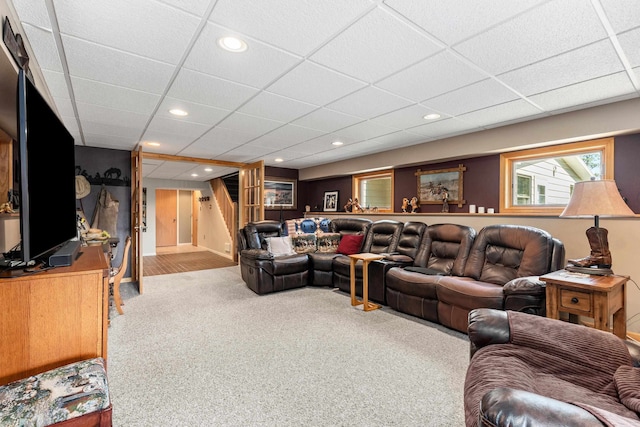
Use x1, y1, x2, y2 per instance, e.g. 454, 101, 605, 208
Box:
396, 221, 427, 259
329, 218, 372, 236
463, 224, 554, 284
244, 220, 282, 250
414, 223, 476, 275
361, 220, 403, 254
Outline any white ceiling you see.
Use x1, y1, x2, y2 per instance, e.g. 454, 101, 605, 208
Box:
8, 0, 640, 181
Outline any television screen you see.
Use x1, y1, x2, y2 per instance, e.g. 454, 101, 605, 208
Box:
16, 69, 77, 263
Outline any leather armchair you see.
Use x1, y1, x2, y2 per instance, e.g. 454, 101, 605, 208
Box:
464, 308, 640, 427
238, 220, 309, 295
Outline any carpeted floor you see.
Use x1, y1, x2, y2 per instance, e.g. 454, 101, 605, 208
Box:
143, 250, 237, 276
108, 266, 470, 426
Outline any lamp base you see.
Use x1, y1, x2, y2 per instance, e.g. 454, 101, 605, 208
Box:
565, 264, 613, 276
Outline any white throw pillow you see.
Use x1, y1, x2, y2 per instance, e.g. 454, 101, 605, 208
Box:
265, 236, 296, 256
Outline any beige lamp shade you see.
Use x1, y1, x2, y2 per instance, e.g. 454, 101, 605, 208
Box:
560, 179, 635, 218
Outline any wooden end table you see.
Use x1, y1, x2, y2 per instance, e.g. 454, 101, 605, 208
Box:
541, 270, 628, 339
348, 253, 384, 311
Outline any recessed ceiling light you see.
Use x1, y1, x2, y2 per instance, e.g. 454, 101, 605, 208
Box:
191, 173, 198, 177
274, 158, 284, 163
332, 141, 344, 146
423, 113, 441, 120
145, 141, 160, 147
218, 36, 248, 53
169, 108, 188, 116
204, 167, 213, 172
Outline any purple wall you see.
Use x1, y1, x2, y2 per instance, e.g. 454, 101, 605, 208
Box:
300, 134, 640, 214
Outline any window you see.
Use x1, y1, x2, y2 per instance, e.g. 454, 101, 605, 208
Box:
353, 170, 394, 213
500, 138, 614, 214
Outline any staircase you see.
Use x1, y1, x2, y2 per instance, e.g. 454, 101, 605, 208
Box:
211, 173, 239, 262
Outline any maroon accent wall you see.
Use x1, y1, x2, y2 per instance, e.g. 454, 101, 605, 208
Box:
275, 133, 640, 216
614, 133, 640, 213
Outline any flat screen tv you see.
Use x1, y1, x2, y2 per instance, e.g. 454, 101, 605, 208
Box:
13, 68, 78, 266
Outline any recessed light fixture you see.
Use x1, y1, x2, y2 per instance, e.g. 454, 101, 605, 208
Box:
218, 36, 248, 53
332, 141, 344, 146
145, 141, 160, 147
204, 167, 213, 172
169, 108, 188, 116
191, 173, 198, 177
274, 158, 284, 163
423, 113, 441, 120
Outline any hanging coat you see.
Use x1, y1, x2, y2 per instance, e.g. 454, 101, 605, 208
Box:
91, 186, 119, 237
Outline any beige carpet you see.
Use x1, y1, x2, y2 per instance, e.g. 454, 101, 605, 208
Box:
108, 266, 470, 426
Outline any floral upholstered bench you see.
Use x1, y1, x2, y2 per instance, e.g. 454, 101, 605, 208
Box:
0, 358, 112, 426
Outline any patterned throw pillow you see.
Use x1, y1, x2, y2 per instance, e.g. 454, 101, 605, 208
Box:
316, 233, 341, 253
265, 236, 296, 256
291, 234, 317, 253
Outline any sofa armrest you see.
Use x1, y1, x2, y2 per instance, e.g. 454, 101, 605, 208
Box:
479, 388, 605, 427
240, 248, 273, 261
503, 276, 546, 295
467, 308, 510, 358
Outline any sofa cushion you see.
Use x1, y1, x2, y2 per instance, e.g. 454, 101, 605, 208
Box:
436, 277, 504, 311
316, 233, 341, 253
266, 236, 296, 256
291, 234, 317, 254
337, 234, 364, 255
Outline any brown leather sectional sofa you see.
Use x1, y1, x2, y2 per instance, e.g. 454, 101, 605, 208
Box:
237, 217, 565, 333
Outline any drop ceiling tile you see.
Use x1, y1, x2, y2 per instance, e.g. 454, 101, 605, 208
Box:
618, 27, 640, 67
11, 0, 51, 29
384, 0, 546, 45
76, 102, 150, 129
599, 0, 640, 34
376, 51, 487, 102
311, 7, 442, 82
364, 131, 427, 149
209, 0, 374, 56
498, 40, 624, 96
156, 97, 231, 126
52, 97, 75, 118
529, 72, 637, 112
334, 121, 399, 142
297, 134, 360, 153
41, 70, 70, 100
55, 0, 200, 64
219, 145, 275, 163
62, 35, 175, 94
371, 104, 446, 130
292, 108, 363, 133
407, 118, 479, 139
168, 68, 258, 110
184, 22, 301, 88
146, 116, 211, 138
454, 0, 607, 75
238, 92, 317, 123
138, 130, 196, 154
326, 86, 412, 118
82, 132, 138, 151
180, 127, 254, 158
22, 24, 62, 72
159, 0, 212, 17
257, 124, 325, 146
268, 61, 367, 106
82, 120, 143, 139
71, 77, 161, 115
457, 100, 544, 128
423, 79, 519, 116
262, 150, 310, 166
216, 112, 284, 138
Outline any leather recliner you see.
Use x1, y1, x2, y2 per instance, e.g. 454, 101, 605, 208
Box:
332, 219, 404, 301
238, 220, 309, 295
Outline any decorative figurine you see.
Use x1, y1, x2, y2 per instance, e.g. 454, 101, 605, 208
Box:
352, 197, 363, 213
410, 197, 419, 213
344, 198, 353, 212
401, 197, 409, 213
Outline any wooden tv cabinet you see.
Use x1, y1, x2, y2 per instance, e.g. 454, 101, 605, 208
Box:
0, 245, 109, 385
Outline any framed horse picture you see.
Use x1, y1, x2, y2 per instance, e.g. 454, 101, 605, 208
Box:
416, 164, 466, 207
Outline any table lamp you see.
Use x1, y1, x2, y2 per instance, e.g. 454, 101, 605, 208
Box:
560, 178, 635, 275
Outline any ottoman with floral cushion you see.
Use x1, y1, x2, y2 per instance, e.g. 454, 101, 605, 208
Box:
0, 358, 112, 426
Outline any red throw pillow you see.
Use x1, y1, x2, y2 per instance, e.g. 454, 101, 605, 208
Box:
337, 234, 364, 255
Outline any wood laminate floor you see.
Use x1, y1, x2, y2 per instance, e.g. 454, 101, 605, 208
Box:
143, 245, 236, 276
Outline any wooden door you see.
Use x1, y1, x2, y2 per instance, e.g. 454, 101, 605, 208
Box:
131, 147, 143, 294
156, 189, 177, 247
240, 160, 264, 228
